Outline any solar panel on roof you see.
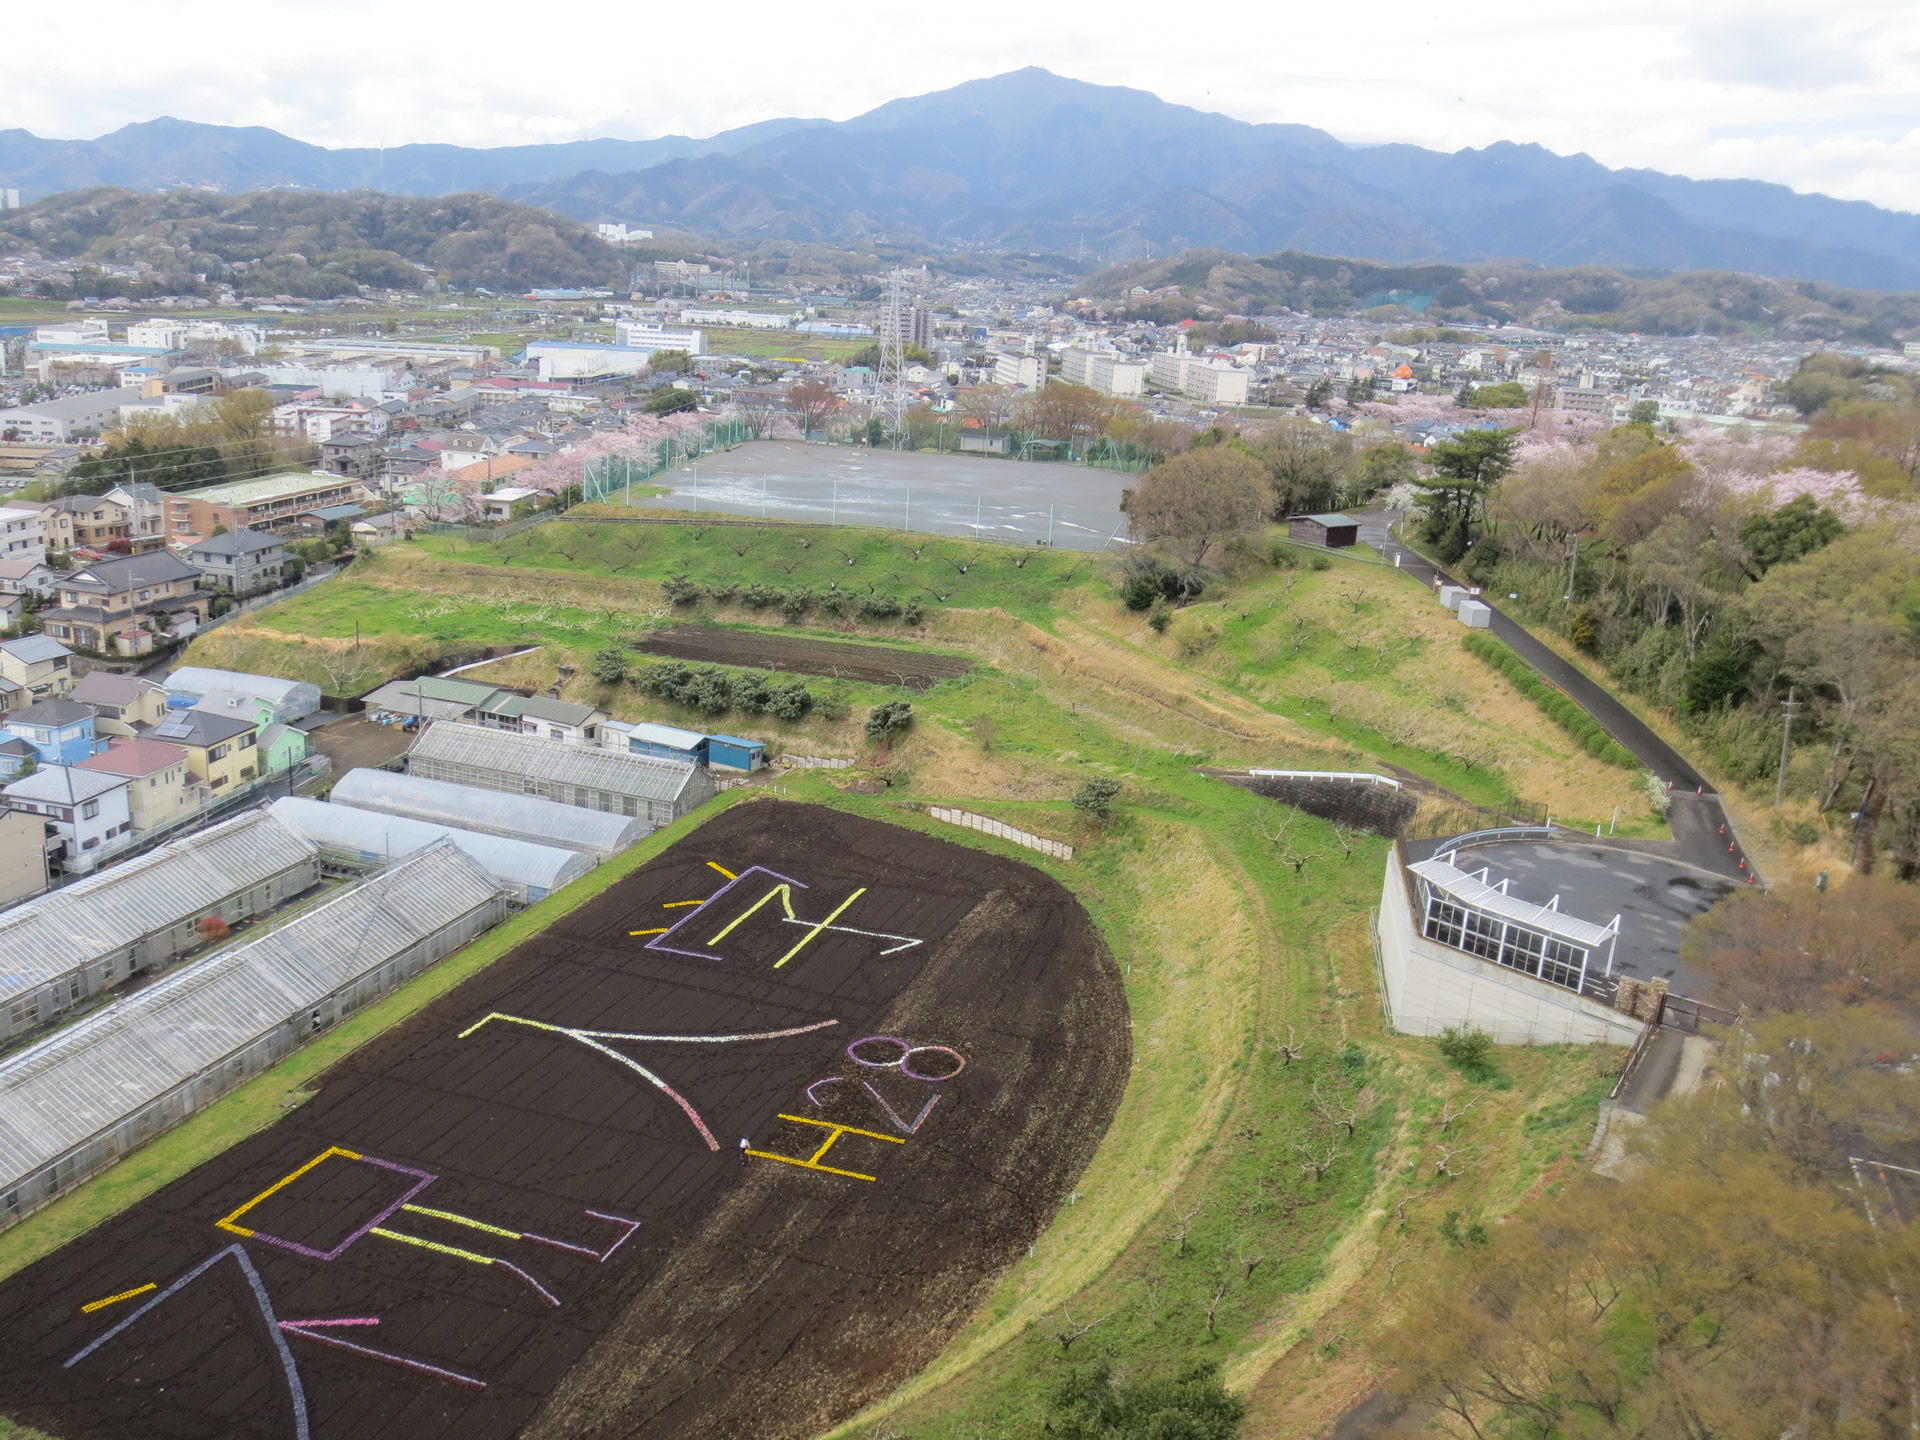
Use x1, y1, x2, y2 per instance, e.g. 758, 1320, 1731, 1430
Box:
153, 716, 195, 739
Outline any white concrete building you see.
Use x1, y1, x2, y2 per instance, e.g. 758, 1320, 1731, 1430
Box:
612, 321, 707, 355
992, 352, 1046, 389
0, 508, 46, 560
1059, 347, 1147, 397
1375, 846, 1640, 1047
32, 320, 109, 345
680, 309, 788, 330
1149, 350, 1250, 405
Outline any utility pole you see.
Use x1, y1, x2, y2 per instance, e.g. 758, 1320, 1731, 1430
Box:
1774, 686, 1802, 807
1564, 533, 1579, 603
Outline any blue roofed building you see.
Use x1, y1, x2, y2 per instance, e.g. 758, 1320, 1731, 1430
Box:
4, 699, 104, 767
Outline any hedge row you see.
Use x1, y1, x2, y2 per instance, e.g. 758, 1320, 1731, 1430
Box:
1462, 632, 1637, 769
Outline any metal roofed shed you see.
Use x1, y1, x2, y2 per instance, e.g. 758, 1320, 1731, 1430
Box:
406, 721, 713, 828
705, 734, 765, 772
328, 768, 643, 857
628, 721, 709, 764
362, 675, 512, 723
0, 808, 322, 1043
164, 667, 321, 722
269, 797, 593, 903
1286, 512, 1359, 548
1408, 854, 1620, 994
0, 842, 508, 1227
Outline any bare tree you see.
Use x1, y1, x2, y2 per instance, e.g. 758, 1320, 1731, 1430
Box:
1291, 614, 1311, 654
1330, 824, 1362, 860
1052, 1309, 1107, 1354
1312, 1080, 1358, 1138
946, 550, 978, 575
607, 530, 652, 575
1254, 803, 1325, 876
1432, 1142, 1470, 1178
1438, 1095, 1481, 1133
786, 379, 842, 440
1297, 1141, 1342, 1182
1234, 1238, 1265, 1281
1169, 1205, 1202, 1257
831, 546, 857, 567
1204, 1276, 1233, 1337
1273, 1025, 1306, 1068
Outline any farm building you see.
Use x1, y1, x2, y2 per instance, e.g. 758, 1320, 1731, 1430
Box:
706, 734, 766, 772
626, 721, 709, 765
361, 675, 512, 724
163, 666, 322, 722
328, 767, 644, 857
269, 797, 594, 903
406, 721, 713, 828
1287, 512, 1359, 548
0, 842, 508, 1228
0, 809, 322, 1044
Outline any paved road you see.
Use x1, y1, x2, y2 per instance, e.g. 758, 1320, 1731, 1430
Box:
1355, 510, 1752, 883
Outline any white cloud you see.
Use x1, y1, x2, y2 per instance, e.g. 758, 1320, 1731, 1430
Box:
5, 0, 1919, 213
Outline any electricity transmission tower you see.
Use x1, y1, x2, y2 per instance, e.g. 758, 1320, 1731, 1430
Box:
879, 266, 908, 447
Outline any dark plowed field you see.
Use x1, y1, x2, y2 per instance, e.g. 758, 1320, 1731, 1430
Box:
634, 625, 973, 691
0, 803, 1127, 1440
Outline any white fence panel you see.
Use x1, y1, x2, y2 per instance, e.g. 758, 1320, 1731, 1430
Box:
928, 806, 1073, 861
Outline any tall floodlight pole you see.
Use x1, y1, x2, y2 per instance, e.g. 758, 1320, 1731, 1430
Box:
879, 267, 907, 448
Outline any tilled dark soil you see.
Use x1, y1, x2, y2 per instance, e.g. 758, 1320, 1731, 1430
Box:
633, 625, 973, 691
0, 802, 1127, 1440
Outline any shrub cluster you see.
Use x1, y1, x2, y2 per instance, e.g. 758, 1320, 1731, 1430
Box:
681, 580, 923, 625
1462, 632, 1636, 769
631, 661, 814, 719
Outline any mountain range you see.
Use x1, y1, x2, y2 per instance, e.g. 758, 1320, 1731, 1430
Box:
5, 70, 1920, 291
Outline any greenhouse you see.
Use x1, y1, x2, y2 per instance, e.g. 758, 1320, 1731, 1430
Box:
328, 767, 643, 857
162, 667, 322, 722
0, 809, 322, 1044
269, 797, 595, 903
406, 721, 713, 828
0, 842, 508, 1228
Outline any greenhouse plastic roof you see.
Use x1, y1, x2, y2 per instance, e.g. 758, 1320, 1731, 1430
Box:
269, 797, 594, 896
0, 809, 319, 1001
163, 667, 321, 708
0, 842, 504, 1195
408, 721, 702, 802
329, 768, 642, 855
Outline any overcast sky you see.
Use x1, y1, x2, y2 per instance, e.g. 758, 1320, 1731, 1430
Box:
11, 0, 1919, 213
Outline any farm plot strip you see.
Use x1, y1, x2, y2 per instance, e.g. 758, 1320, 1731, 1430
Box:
634, 625, 973, 691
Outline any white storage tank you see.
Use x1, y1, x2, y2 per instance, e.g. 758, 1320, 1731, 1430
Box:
1457, 599, 1493, 628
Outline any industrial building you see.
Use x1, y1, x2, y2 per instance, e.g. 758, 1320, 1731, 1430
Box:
0, 809, 322, 1044
0, 842, 508, 1229
406, 721, 713, 828
328, 767, 644, 857
269, 797, 594, 903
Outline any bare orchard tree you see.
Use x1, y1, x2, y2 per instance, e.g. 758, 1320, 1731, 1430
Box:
1273, 1025, 1306, 1068
1204, 1276, 1233, 1337
1438, 1095, 1482, 1133
1297, 1141, 1342, 1182
1432, 1142, 1470, 1178
1312, 1079, 1358, 1138
1169, 1205, 1202, 1257
1254, 802, 1325, 876
1052, 1309, 1107, 1354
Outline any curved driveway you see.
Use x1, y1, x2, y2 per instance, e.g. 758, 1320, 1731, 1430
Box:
1355, 511, 1753, 883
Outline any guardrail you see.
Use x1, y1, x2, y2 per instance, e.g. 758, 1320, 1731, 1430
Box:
1248, 768, 1402, 790
1434, 825, 1561, 856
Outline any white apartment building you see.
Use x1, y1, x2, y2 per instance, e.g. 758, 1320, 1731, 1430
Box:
32, 319, 109, 345
612, 321, 706, 355
595, 223, 654, 243
2, 765, 134, 874
1149, 350, 1249, 405
992, 352, 1046, 389
271, 401, 390, 444
0, 387, 147, 442
1060, 347, 1146, 398
0, 509, 46, 560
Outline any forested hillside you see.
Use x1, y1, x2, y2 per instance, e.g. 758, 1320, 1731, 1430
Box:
0, 188, 630, 296
1078, 247, 1920, 345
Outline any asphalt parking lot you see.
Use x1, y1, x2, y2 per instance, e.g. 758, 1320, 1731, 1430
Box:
627, 440, 1133, 550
